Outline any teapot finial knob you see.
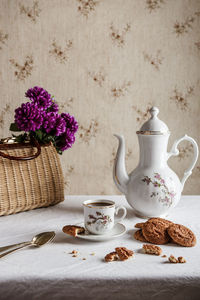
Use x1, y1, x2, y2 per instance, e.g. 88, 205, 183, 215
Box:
150, 106, 159, 118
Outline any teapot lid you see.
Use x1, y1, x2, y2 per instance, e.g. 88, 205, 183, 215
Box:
136, 107, 169, 135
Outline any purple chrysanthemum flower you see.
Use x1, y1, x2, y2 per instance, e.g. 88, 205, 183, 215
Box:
12, 85, 79, 154
43, 112, 57, 133
25, 86, 52, 110
54, 115, 66, 136
43, 112, 66, 136
56, 129, 76, 151
15, 102, 43, 132
48, 102, 59, 113
61, 113, 78, 133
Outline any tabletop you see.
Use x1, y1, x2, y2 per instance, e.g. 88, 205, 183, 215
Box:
0, 195, 199, 300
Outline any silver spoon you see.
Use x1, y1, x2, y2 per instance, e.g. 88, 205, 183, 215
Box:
0, 231, 55, 259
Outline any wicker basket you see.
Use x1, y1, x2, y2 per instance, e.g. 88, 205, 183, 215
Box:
0, 138, 64, 216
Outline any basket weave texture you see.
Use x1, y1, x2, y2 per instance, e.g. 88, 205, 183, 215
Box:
0, 143, 64, 216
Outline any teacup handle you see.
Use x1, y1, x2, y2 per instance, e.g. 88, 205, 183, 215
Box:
114, 206, 127, 224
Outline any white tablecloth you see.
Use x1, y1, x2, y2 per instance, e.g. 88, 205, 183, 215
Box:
0, 195, 199, 300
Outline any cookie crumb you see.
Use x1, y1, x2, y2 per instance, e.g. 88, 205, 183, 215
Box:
71, 250, 78, 254
168, 255, 178, 263
115, 247, 134, 261
82, 258, 86, 260
63, 225, 85, 237
162, 255, 167, 258
178, 256, 186, 263
105, 247, 134, 262
105, 251, 119, 262
143, 244, 162, 256
72, 254, 77, 257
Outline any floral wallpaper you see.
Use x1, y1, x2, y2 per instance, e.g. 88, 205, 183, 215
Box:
0, 0, 200, 195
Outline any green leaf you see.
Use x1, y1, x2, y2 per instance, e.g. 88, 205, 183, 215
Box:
9, 123, 21, 132
57, 149, 63, 155
47, 135, 54, 142
12, 133, 28, 143
34, 129, 43, 142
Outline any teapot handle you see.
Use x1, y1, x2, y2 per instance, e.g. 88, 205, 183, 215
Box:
167, 135, 199, 189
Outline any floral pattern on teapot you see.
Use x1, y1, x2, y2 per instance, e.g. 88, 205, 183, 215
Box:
142, 173, 176, 207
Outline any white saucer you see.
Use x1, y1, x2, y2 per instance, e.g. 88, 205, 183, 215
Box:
76, 223, 126, 241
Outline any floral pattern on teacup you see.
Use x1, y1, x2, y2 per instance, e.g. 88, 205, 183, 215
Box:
87, 211, 112, 227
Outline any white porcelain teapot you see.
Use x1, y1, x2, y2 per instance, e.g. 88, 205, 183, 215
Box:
113, 107, 199, 218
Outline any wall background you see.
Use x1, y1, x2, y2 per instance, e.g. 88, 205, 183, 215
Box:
0, 0, 200, 195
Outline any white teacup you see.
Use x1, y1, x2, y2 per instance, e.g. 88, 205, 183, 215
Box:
83, 199, 127, 235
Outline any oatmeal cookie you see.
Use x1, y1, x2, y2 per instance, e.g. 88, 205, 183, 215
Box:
115, 247, 134, 261
148, 218, 173, 226
105, 251, 119, 262
142, 244, 162, 256
142, 218, 171, 244
62, 225, 85, 237
135, 222, 144, 229
167, 223, 196, 247
134, 229, 147, 242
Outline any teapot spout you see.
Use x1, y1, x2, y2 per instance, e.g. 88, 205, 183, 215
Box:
113, 134, 129, 195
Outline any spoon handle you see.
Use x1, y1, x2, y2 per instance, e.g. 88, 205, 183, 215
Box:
0, 242, 31, 259
0, 241, 30, 253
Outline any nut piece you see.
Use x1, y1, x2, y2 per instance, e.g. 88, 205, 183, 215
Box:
62, 225, 85, 237
162, 255, 167, 258
168, 255, 178, 263
143, 244, 162, 256
71, 250, 78, 254
115, 247, 134, 261
178, 256, 186, 263
105, 251, 119, 262
72, 254, 77, 257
